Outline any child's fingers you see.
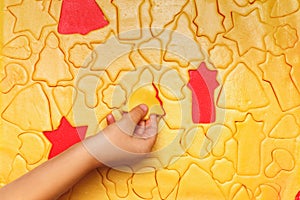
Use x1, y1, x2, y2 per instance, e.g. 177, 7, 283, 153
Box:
134, 121, 146, 136
140, 115, 158, 139
106, 113, 116, 125
138, 120, 145, 126
147, 115, 158, 134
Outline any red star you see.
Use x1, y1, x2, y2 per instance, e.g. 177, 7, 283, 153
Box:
44, 117, 87, 158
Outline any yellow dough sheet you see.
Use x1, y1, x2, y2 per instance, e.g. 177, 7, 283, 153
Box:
0, 0, 300, 199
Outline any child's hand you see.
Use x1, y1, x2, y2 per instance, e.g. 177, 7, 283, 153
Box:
105, 104, 158, 153
82, 104, 159, 168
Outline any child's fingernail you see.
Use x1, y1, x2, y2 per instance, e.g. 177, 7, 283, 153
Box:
140, 104, 148, 112
107, 114, 112, 119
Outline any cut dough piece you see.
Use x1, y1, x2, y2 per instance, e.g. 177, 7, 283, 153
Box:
123, 83, 165, 119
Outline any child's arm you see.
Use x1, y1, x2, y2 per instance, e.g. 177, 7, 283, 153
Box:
0, 105, 157, 200
0, 142, 100, 200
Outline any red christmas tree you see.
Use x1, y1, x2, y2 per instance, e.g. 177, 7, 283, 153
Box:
58, 0, 109, 35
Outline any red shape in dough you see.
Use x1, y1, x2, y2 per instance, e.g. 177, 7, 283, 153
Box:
296, 191, 300, 200
152, 83, 163, 106
58, 0, 109, 35
43, 117, 87, 158
188, 62, 219, 123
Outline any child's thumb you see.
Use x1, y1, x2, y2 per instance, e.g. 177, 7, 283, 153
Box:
127, 104, 148, 124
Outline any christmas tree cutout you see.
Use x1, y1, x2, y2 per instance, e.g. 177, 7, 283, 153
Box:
58, 0, 109, 35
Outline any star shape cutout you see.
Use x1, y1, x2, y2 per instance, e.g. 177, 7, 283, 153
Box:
43, 117, 87, 159
259, 53, 292, 81
193, 0, 225, 42
8, 0, 57, 39
90, 33, 134, 81
225, 9, 271, 55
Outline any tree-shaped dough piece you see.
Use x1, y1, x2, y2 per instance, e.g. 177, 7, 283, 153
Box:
33, 32, 73, 86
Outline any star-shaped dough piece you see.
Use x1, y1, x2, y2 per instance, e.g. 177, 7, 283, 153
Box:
225, 9, 271, 55
193, 0, 225, 42
43, 117, 87, 158
8, 0, 56, 39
